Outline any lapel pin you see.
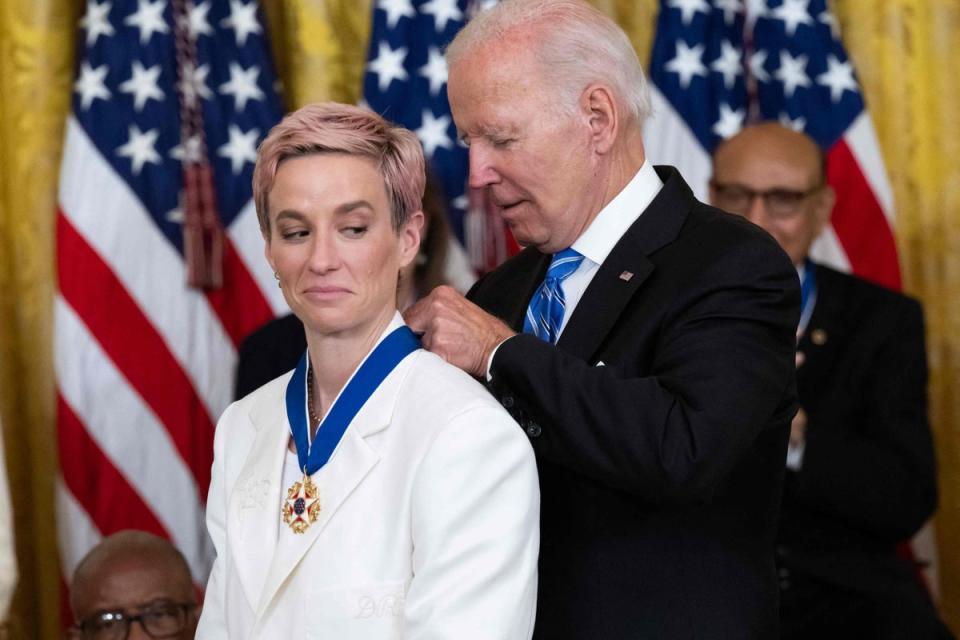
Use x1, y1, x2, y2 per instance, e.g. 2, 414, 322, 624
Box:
811, 328, 827, 346
619, 271, 634, 282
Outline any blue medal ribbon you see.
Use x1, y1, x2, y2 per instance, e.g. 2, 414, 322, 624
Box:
285, 326, 421, 476
798, 258, 818, 335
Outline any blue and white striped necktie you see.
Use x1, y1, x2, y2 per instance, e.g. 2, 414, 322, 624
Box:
523, 248, 585, 343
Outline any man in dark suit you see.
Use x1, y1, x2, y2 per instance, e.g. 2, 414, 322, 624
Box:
404, 2, 799, 637
711, 122, 951, 639
234, 313, 305, 399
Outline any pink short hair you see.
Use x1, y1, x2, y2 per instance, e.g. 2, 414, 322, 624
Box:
253, 102, 426, 236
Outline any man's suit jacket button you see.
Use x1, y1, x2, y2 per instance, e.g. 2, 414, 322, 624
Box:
777, 566, 791, 590
502, 395, 515, 409
525, 422, 542, 438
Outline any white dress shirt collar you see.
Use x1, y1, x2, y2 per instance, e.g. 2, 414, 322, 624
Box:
571, 160, 662, 266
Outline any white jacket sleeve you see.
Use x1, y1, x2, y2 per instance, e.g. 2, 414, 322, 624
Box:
195, 402, 234, 639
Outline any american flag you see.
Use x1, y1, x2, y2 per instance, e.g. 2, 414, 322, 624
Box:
644, 0, 900, 290
363, 0, 509, 277
55, 0, 286, 588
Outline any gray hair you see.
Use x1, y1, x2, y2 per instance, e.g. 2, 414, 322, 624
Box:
447, 0, 652, 126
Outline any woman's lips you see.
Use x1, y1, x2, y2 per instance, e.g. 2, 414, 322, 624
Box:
302, 286, 350, 301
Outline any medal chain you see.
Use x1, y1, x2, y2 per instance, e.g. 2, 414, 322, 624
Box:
306, 365, 321, 431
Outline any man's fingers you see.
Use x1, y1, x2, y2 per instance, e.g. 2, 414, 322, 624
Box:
401, 285, 507, 378
402, 296, 432, 331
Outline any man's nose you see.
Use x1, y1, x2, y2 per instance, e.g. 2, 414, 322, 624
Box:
744, 193, 770, 227
467, 145, 499, 189
126, 618, 152, 640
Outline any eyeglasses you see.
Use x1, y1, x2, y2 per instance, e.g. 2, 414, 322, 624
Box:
710, 182, 823, 218
75, 602, 196, 640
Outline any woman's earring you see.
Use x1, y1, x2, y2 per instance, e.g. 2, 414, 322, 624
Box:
274, 272, 281, 288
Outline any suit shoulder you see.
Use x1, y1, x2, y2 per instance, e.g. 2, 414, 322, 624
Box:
397, 352, 522, 439
686, 201, 788, 255
403, 351, 504, 412
224, 372, 291, 430
244, 371, 291, 403
667, 203, 797, 288
818, 265, 919, 303
818, 266, 923, 316
238, 314, 304, 356
236, 314, 306, 398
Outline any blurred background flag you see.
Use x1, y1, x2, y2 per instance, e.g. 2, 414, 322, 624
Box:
55, 0, 287, 592
644, 0, 900, 290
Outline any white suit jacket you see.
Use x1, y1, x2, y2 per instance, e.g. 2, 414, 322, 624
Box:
197, 317, 539, 639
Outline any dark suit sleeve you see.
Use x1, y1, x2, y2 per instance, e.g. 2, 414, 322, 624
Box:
489, 226, 799, 504
234, 314, 306, 399
791, 298, 936, 541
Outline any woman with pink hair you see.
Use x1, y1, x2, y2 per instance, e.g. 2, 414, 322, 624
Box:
197, 103, 538, 639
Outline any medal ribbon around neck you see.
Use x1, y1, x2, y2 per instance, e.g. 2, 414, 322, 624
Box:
285, 326, 421, 476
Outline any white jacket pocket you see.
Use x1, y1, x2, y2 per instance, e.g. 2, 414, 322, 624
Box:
305, 579, 408, 639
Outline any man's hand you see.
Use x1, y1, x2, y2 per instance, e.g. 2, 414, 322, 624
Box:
404, 285, 516, 378
791, 349, 807, 448
790, 407, 807, 448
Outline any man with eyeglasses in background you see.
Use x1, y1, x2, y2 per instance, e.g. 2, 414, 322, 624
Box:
711, 123, 951, 639
68, 530, 198, 640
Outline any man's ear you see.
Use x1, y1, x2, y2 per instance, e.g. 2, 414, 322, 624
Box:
582, 83, 618, 155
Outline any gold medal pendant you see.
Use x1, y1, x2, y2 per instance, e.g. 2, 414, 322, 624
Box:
282, 469, 321, 534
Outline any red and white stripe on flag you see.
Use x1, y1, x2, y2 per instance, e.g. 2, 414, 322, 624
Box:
56, 0, 286, 590
644, 0, 900, 290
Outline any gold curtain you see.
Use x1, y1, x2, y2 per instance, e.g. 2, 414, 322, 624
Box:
0, 0, 79, 637
1, 0, 958, 636
838, 2, 960, 630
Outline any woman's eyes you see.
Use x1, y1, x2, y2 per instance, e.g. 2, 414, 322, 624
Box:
279, 226, 368, 240
280, 229, 309, 240
341, 226, 368, 238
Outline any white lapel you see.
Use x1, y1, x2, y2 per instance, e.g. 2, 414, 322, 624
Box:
252, 315, 414, 622
227, 382, 290, 612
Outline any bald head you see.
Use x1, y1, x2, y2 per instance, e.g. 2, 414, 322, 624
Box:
711, 123, 834, 265
70, 531, 197, 638
715, 123, 825, 183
